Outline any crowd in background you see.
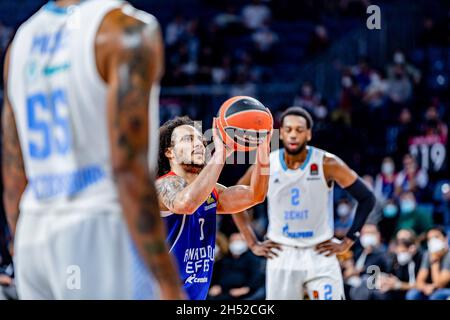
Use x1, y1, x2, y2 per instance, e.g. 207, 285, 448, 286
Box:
0, 0, 449, 300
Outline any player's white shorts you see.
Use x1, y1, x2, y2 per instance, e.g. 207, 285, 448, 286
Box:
266, 244, 345, 300
14, 208, 158, 300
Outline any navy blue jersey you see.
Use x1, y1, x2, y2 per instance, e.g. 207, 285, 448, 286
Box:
160, 172, 218, 300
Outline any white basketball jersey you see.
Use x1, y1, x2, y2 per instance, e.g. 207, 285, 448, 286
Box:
7, 0, 157, 214
267, 147, 334, 247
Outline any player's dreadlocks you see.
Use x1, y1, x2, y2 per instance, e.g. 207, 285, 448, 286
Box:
158, 116, 195, 177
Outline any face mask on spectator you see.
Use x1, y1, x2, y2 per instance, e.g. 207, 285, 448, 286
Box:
400, 199, 415, 215
428, 237, 446, 253
229, 240, 248, 256
383, 204, 398, 218
342, 76, 352, 88
214, 245, 221, 259
337, 203, 351, 217
302, 86, 312, 97
394, 52, 405, 64
381, 162, 394, 175
360, 234, 378, 248
315, 105, 328, 119
397, 252, 412, 265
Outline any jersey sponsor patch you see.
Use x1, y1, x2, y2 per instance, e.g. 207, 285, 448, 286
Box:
185, 274, 209, 284
282, 224, 314, 238
310, 163, 319, 175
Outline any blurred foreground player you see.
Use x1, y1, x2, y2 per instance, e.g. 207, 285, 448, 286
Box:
156, 116, 270, 299
2, 0, 183, 299
233, 107, 376, 299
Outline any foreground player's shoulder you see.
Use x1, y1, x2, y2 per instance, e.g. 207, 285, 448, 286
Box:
96, 4, 162, 80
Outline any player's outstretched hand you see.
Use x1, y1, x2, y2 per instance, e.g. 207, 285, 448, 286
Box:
315, 237, 354, 257
250, 240, 282, 259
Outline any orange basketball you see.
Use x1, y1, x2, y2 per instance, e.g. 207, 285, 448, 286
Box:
216, 96, 273, 152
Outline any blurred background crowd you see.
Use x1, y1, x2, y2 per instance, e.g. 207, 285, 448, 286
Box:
0, 0, 449, 300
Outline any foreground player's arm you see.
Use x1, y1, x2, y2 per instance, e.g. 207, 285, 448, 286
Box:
216, 135, 270, 214
156, 120, 230, 214
101, 9, 183, 299
1, 46, 27, 238
231, 165, 281, 258
316, 154, 376, 256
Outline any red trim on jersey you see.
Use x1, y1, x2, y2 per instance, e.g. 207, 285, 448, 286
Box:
212, 188, 219, 201
157, 171, 176, 180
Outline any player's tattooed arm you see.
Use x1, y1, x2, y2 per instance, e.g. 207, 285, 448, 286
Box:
99, 8, 184, 299
155, 175, 188, 211
155, 121, 231, 214
1, 46, 27, 238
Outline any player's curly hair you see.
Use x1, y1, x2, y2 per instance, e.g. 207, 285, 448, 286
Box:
158, 116, 195, 177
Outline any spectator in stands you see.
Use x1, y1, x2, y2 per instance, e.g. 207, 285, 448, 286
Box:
352, 57, 374, 92
211, 55, 232, 84
292, 81, 321, 114
419, 17, 442, 47
375, 157, 397, 202
387, 49, 421, 85
346, 224, 391, 300
395, 191, 433, 237
406, 226, 450, 300
378, 198, 400, 242
214, 4, 244, 35
422, 105, 448, 140
306, 24, 330, 57
182, 19, 200, 65
332, 71, 362, 126
379, 231, 423, 299
208, 233, 265, 300
241, 0, 272, 30
392, 108, 417, 160
165, 13, 186, 47
394, 154, 429, 197
362, 70, 388, 110
251, 21, 279, 66
386, 64, 413, 106
335, 198, 354, 239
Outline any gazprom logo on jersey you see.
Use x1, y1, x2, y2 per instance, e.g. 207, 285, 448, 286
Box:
29, 165, 105, 200
282, 224, 314, 238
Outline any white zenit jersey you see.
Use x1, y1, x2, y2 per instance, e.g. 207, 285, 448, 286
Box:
8, 0, 158, 214
267, 147, 334, 247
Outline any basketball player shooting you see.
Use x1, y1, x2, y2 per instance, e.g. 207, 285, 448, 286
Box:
233, 107, 376, 300
156, 115, 271, 300
2, 0, 183, 299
